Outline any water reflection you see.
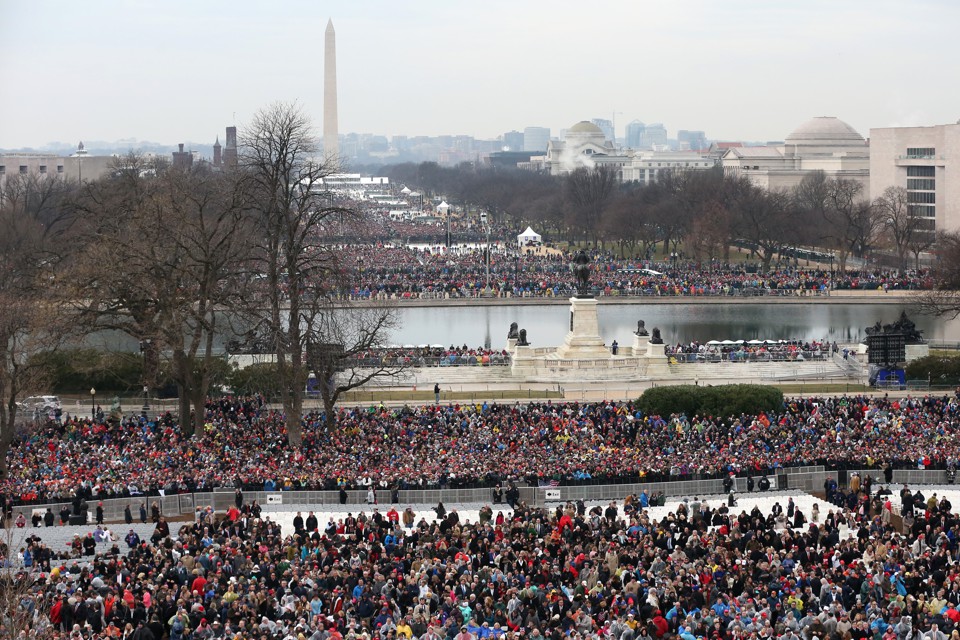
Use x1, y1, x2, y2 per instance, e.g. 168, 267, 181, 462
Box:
84, 302, 959, 354
393, 303, 958, 348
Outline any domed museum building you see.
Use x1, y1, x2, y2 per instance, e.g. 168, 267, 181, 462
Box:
721, 116, 870, 191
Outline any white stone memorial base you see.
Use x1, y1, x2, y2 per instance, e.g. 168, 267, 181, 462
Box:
554, 297, 611, 359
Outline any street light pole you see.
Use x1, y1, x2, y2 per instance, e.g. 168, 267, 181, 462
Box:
480, 212, 491, 295
515, 254, 520, 293
829, 255, 834, 295
90, 387, 96, 421
356, 256, 364, 293
486, 225, 491, 294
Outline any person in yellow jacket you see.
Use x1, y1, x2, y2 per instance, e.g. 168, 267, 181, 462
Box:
396, 618, 414, 638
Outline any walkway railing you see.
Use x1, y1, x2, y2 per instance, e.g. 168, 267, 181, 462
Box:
10, 467, 950, 524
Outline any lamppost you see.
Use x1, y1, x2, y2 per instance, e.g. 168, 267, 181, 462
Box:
480, 212, 491, 295
356, 256, 364, 293
139, 339, 151, 416
90, 387, 96, 421
515, 254, 521, 293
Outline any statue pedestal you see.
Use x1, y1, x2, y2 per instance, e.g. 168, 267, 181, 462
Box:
647, 341, 667, 360
507, 338, 517, 352
632, 334, 649, 356
555, 297, 610, 359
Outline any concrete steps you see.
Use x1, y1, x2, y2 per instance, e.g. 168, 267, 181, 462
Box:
349, 358, 856, 389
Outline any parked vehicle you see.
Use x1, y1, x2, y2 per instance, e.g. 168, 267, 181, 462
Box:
20, 395, 62, 412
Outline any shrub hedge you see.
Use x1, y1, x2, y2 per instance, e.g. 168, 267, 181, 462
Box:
905, 354, 960, 386
637, 383, 784, 417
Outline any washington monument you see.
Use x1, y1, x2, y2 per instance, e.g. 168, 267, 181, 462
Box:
324, 18, 339, 159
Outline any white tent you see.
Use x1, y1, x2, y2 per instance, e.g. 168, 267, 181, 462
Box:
436, 201, 450, 213
517, 226, 542, 247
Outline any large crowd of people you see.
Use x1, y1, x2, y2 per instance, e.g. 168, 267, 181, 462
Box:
332, 243, 932, 301
348, 347, 510, 369
665, 341, 835, 364
0, 396, 960, 640
4, 393, 960, 637
4, 394, 960, 507
5, 460, 960, 640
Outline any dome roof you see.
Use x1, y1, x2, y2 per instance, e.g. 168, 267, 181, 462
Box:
785, 117, 865, 145
567, 121, 604, 135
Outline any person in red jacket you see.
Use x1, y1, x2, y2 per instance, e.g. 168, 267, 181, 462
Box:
191, 570, 207, 595
652, 610, 669, 637
49, 595, 63, 629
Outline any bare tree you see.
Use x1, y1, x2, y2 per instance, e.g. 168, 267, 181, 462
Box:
875, 186, 911, 271
875, 185, 933, 272
311, 306, 405, 426
238, 102, 356, 445
158, 167, 251, 433
67, 157, 248, 434
687, 202, 732, 264
734, 187, 795, 272
794, 173, 878, 271
563, 166, 619, 245
917, 231, 960, 316
0, 173, 74, 480
907, 222, 937, 270
0, 525, 53, 637
604, 191, 658, 258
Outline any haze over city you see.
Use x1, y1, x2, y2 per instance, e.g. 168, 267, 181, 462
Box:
1, 0, 958, 150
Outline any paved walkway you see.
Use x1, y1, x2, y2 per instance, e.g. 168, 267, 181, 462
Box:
260, 489, 847, 538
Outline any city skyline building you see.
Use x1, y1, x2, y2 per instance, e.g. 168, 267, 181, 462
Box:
502, 130, 523, 151
625, 120, 646, 149
677, 129, 707, 151
641, 123, 668, 149
590, 118, 614, 143
223, 126, 238, 168
323, 18, 339, 159
171, 143, 193, 169
870, 121, 960, 237
523, 126, 550, 152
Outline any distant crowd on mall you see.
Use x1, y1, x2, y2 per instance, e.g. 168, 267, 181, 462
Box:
335, 245, 932, 300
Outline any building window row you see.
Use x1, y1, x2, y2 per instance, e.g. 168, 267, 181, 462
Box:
907, 166, 935, 177
907, 178, 935, 190
908, 191, 936, 204
0, 164, 66, 177
907, 205, 936, 218
906, 148, 936, 158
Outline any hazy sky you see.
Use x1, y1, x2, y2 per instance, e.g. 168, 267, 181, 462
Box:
2, 0, 958, 149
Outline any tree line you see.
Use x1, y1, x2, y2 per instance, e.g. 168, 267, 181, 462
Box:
385, 162, 935, 273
